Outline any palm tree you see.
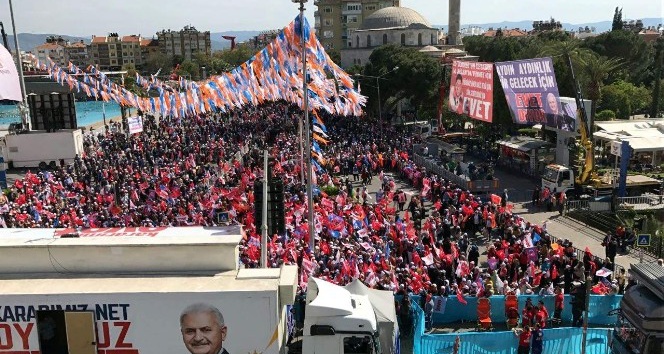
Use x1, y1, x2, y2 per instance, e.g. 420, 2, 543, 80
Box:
538, 39, 592, 66
578, 54, 623, 122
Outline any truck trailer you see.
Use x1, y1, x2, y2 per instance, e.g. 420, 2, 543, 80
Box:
0, 226, 298, 354
0, 129, 85, 169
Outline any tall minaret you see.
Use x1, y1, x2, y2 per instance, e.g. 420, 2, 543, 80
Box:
448, 0, 461, 45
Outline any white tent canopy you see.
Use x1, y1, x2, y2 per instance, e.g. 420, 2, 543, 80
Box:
345, 279, 400, 354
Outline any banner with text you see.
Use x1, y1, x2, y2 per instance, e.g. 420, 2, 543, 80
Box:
495, 57, 571, 128
127, 116, 144, 134
0, 292, 280, 354
448, 60, 494, 123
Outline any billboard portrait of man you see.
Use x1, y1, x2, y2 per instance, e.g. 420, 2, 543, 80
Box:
449, 73, 464, 114
545, 92, 575, 131
180, 303, 230, 354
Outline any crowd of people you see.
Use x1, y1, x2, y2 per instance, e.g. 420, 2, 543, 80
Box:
1, 102, 624, 310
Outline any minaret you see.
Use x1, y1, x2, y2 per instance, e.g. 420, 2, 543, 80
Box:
448, 0, 461, 45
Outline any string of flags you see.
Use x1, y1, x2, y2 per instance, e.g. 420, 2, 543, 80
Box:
28, 15, 365, 119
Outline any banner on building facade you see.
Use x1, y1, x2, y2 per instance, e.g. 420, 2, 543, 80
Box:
495, 57, 576, 131
448, 60, 494, 123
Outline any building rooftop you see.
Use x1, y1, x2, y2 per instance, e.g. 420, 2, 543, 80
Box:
358, 6, 433, 31
34, 43, 64, 50
91, 36, 107, 44
122, 35, 141, 42
484, 29, 528, 37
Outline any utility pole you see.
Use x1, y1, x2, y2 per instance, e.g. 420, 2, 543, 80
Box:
261, 149, 269, 268
8, 0, 30, 130
581, 275, 592, 354
293, 0, 315, 252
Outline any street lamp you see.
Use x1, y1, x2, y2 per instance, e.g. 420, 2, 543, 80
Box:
354, 66, 399, 141
292, 0, 315, 253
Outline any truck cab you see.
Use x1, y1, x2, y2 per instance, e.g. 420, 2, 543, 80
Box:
542, 164, 575, 194
612, 263, 664, 354
301, 278, 382, 354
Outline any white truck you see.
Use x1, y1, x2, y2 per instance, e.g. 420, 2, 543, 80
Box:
542, 164, 661, 199
290, 278, 400, 354
0, 226, 299, 354
0, 129, 84, 169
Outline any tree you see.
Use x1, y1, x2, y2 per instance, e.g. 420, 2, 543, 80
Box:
326, 49, 341, 65
145, 51, 173, 76
538, 40, 592, 97
596, 110, 616, 121
215, 45, 255, 68
579, 54, 623, 123
177, 60, 200, 80
363, 44, 442, 118
612, 7, 623, 31
600, 80, 651, 118
651, 38, 664, 118
582, 30, 651, 85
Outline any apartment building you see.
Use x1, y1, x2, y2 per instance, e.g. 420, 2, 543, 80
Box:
88, 33, 122, 71
121, 35, 142, 68
156, 25, 211, 61
65, 40, 88, 68
33, 36, 68, 67
314, 0, 401, 51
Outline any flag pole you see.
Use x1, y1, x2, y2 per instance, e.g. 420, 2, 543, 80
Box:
8, 0, 29, 130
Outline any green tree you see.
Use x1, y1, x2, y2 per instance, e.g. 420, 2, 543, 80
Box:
326, 49, 342, 65
600, 80, 651, 118
651, 38, 664, 118
538, 40, 592, 97
363, 44, 442, 118
145, 51, 173, 76
579, 54, 623, 123
177, 60, 201, 80
612, 7, 623, 31
215, 45, 255, 68
596, 109, 616, 121
582, 30, 651, 85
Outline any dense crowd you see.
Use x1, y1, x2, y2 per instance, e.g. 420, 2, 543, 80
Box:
0, 102, 624, 306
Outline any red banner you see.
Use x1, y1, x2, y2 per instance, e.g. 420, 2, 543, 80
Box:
448, 60, 494, 123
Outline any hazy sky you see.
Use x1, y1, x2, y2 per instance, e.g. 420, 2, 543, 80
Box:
0, 0, 661, 37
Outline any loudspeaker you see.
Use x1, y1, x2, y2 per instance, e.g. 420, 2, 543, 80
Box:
28, 93, 78, 132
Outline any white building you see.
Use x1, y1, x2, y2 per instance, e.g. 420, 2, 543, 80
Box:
340, 6, 440, 68
33, 42, 66, 67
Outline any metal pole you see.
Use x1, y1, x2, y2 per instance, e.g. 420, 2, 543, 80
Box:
299, 116, 304, 185
8, 0, 29, 129
581, 275, 592, 354
261, 149, 269, 268
298, 0, 316, 253
377, 77, 382, 142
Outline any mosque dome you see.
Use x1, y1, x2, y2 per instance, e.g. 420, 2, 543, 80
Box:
359, 6, 433, 30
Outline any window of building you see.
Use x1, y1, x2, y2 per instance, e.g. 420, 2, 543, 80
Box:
323, 30, 334, 38
418, 33, 423, 46
401, 33, 406, 45
356, 35, 360, 47
324, 18, 334, 26
383, 33, 388, 44
366, 35, 372, 47
431, 34, 435, 44
365, 5, 376, 11
323, 7, 332, 13
111, 59, 116, 64
347, 15, 358, 23
346, 4, 361, 11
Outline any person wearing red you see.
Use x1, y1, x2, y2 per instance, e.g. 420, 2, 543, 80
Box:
553, 287, 564, 325
515, 325, 532, 354
535, 300, 549, 328
522, 299, 534, 326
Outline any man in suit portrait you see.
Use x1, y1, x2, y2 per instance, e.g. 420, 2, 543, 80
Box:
449, 73, 465, 114
181, 303, 229, 354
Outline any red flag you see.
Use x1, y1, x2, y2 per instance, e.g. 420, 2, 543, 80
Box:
456, 288, 468, 305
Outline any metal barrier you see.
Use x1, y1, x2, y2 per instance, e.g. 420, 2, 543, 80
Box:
413, 154, 499, 193
567, 200, 590, 211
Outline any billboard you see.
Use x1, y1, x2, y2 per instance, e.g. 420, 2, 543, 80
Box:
495, 57, 576, 130
448, 60, 494, 123
0, 292, 280, 354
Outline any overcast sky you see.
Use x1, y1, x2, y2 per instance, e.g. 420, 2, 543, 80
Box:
0, 0, 661, 37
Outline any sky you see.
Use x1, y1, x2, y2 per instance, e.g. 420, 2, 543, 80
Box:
0, 0, 661, 37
